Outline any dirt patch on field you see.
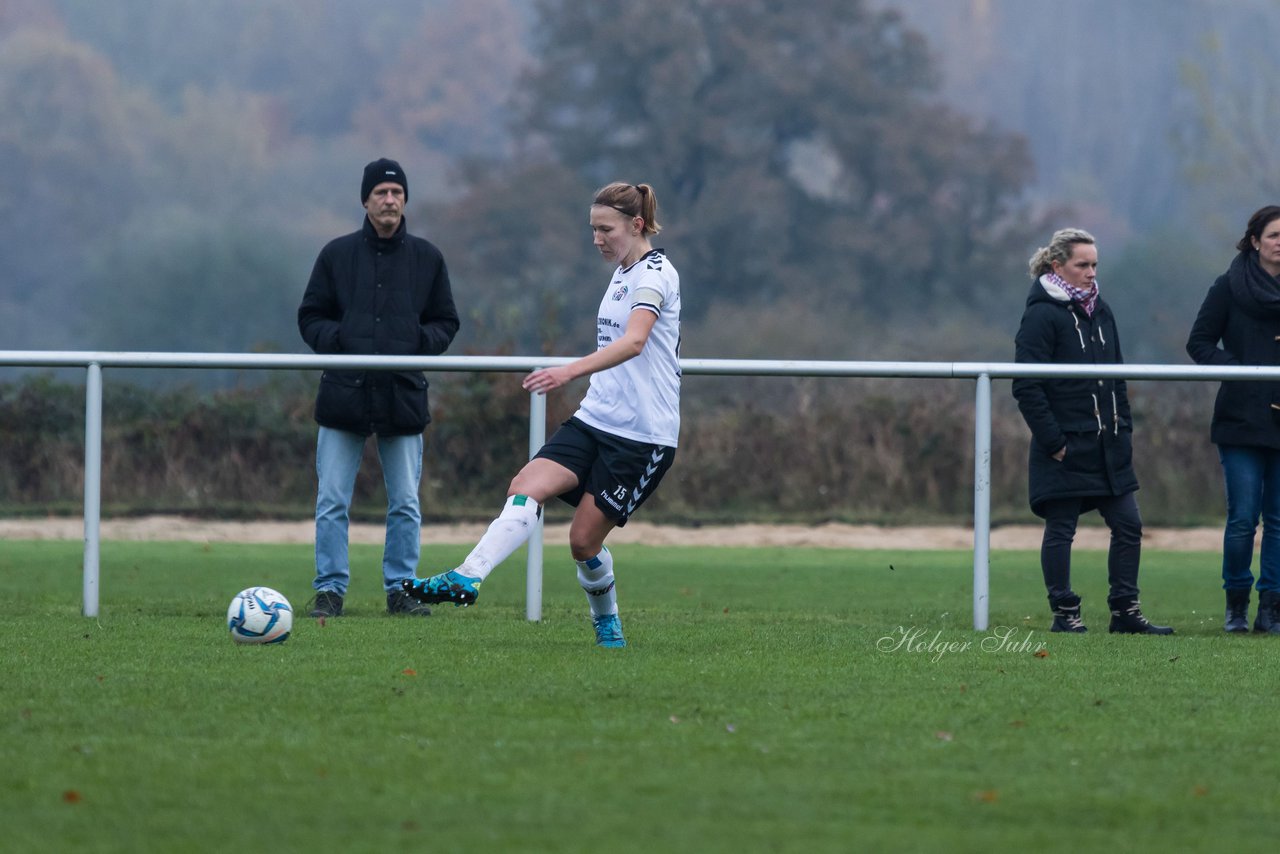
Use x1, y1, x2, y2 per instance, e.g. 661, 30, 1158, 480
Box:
0, 516, 1223, 551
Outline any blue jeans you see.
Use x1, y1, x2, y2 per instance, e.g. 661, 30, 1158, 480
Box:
1218, 444, 1280, 592
314, 426, 423, 596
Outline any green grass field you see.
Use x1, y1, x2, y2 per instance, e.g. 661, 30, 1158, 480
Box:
2, 537, 1276, 853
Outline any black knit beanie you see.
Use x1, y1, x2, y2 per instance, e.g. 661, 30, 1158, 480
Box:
361, 158, 408, 203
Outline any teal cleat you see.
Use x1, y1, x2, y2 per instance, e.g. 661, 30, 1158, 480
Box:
592, 613, 626, 648
401, 570, 482, 607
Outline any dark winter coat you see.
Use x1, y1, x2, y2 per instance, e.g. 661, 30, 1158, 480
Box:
1012, 278, 1138, 517
298, 216, 459, 437
1185, 250, 1280, 450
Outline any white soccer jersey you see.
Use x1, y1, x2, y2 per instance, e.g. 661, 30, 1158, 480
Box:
574, 249, 681, 447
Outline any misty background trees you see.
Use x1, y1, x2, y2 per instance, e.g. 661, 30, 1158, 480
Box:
3, 0, 1279, 522
4, 0, 1276, 362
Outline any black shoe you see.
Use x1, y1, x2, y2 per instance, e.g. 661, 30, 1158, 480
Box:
1108, 598, 1174, 635
1225, 588, 1251, 634
1049, 594, 1087, 633
386, 589, 432, 616
307, 590, 344, 618
1255, 590, 1280, 634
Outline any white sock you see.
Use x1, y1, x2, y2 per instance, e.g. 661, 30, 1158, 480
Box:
459, 495, 540, 581
576, 546, 617, 617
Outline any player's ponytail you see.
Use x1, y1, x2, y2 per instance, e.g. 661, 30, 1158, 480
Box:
594, 182, 662, 236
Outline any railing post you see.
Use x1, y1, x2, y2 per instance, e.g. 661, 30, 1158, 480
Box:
83, 362, 103, 618
973, 372, 991, 631
526, 387, 547, 622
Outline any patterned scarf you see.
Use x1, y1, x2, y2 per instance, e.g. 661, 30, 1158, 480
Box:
1047, 271, 1099, 317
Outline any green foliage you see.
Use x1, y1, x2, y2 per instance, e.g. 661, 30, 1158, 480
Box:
425, 161, 598, 356
0, 373, 85, 503
3, 1, 536, 355
53, 0, 403, 135
1103, 228, 1229, 362
0, 374, 313, 512
513, 0, 1039, 320
3, 0, 1279, 365
1173, 24, 1280, 237
356, 0, 532, 156
0, 22, 313, 352
889, 0, 1280, 236
423, 371, 550, 511
0, 3, 1250, 525
0, 28, 156, 348
77, 208, 311, 353
2, 540, 1276, 852
0, 372, 1227, 526
0, 29, 149, 231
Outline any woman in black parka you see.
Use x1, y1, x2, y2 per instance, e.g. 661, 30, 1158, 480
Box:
1186, 205, 1280, 634
1013, 227, 1173, 635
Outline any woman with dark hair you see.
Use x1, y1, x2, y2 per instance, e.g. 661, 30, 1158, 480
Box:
1013, 227, 1173, 634
1187, 205, 1280, 633
402, 182, 681, 648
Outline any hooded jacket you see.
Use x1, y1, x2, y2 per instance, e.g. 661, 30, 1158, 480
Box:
1012, 277, 1138, 516
1186, 250, 1280, 449
298, 216, 459, 436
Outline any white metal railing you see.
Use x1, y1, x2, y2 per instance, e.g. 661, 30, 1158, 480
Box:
4, 350, 1276, 629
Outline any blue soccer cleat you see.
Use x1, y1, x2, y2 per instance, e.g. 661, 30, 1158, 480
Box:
592, 613, 626, 648
401, 570, 482, 607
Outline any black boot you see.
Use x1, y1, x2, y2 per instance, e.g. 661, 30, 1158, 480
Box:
1049, 593, 1087, 633
1108, 598, 1174, 635
1225, 588, 1251, 634
1255, 590, 1280, 634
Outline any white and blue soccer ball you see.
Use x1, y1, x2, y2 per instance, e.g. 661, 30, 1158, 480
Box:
227, 586, 293, 644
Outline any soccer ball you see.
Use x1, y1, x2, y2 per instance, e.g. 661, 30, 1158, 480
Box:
227, 587, 293, 644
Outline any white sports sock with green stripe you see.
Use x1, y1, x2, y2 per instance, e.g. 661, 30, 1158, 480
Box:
459, 495, 540, 581
576, 546, 617, 617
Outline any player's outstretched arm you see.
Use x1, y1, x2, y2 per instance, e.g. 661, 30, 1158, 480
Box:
523, 308, 658, 395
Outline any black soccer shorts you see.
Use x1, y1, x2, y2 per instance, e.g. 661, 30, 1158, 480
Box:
534, 417, 676, 526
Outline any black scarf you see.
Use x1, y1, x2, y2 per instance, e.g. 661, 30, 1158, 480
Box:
1228, 249, 1280, 319
1227, 249, 1280, 416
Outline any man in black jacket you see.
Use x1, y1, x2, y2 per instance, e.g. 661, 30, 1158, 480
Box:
298, 158, 460, 617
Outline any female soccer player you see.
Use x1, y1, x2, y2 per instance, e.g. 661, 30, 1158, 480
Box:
403, 182, 681, 647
